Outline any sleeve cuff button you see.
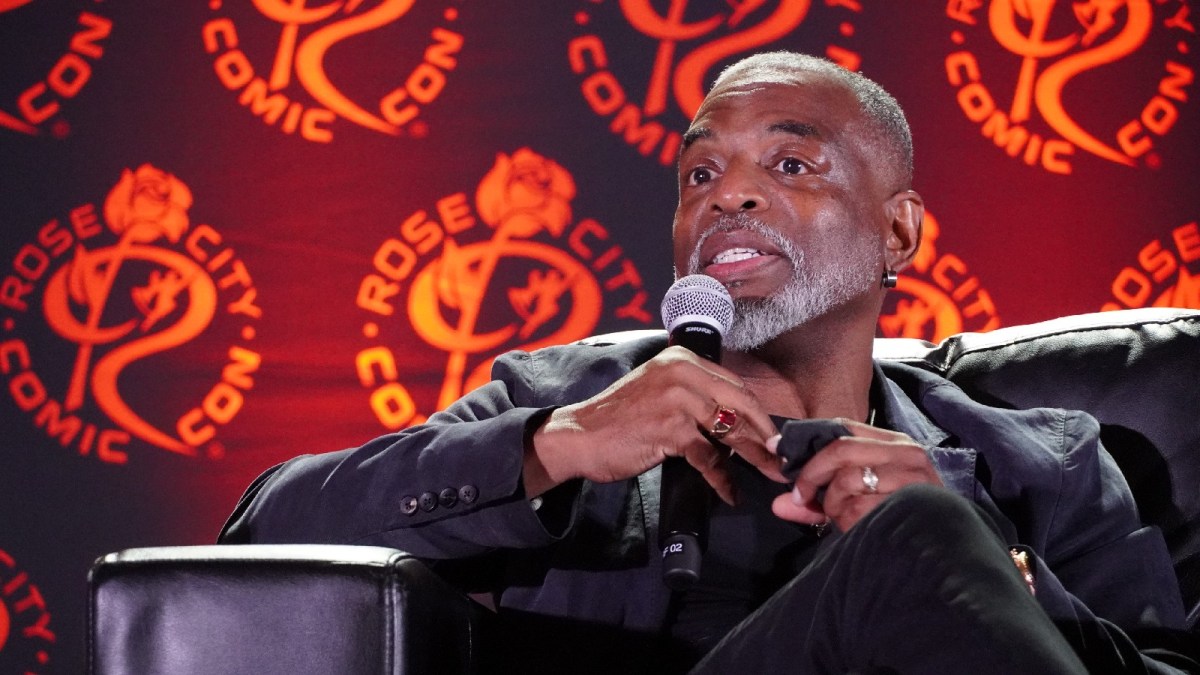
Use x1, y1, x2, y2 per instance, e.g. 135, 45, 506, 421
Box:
418, 491, 438, 512
459, 485, 478, 504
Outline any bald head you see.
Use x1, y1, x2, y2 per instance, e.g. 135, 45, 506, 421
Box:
708, 52, 914, 192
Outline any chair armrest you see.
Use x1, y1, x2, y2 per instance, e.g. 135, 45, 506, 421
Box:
88, 544, 488, 675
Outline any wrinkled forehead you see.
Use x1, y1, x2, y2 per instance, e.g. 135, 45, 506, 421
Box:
689, 71, 861, 136
711, 63, 823, 94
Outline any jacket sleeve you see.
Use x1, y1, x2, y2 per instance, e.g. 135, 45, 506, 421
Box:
1041, 412, 1181, 624
218, 350, 581, 559
1032, 411, 1196, 673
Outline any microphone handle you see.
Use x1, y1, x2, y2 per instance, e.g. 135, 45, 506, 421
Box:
660, 455, 716, 591
660, 320, 723, 590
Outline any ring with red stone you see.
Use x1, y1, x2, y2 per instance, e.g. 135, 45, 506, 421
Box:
708, 406, 737, 439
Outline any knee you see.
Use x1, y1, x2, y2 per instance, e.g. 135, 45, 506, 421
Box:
884, 483, 969, 516
871, 483, 968, 523
862, 484, 1002, 551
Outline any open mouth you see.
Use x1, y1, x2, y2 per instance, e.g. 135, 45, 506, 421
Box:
687, 216, 797, 285
710, 247, 767, 266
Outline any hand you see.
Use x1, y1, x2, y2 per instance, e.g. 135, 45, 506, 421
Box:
770, 420, 943, 531
527, 346, 784, 503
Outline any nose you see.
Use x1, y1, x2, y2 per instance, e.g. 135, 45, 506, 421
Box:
710, 160, 769, 213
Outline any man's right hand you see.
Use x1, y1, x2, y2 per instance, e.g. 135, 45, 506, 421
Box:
524, 346, 783, 503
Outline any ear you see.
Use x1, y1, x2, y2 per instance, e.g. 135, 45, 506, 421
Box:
882, 190, 923, 273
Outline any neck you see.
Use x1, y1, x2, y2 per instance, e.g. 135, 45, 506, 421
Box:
721, 311, 877, 422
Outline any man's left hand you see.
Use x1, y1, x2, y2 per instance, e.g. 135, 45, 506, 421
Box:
769, 419, 943, 531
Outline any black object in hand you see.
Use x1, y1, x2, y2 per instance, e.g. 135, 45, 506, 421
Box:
777, 419, 850, 480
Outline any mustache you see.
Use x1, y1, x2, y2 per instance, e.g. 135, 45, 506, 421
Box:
685, 213, 801, 276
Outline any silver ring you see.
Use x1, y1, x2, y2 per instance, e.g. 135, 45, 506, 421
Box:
861, 466, 879, 494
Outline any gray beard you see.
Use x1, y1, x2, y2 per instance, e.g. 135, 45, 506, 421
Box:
724, 260, 873, 351
685, 214, 878, 352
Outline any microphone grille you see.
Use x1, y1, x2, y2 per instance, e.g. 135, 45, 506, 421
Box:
661, 274, 734, 334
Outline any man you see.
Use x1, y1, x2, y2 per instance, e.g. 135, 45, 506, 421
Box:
221, 53, 1190, 673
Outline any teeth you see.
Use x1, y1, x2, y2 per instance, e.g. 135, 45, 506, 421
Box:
711, 248, 763, 265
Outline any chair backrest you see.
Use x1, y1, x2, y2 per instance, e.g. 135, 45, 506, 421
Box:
874, 307, 1200, 628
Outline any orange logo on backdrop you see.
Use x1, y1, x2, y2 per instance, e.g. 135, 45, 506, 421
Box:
356, 148, 654, 429
1102, 220, 1200, 310
878, 212, 1002, 342
945, 0, 1197, 174
569, 0, 863, 167
0, 548, 55, 674
0, 2, 112, 137
202, 0, 464, 142
0, 165, 263, 463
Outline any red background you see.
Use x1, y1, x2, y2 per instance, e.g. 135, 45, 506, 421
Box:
1, 2, 1198, 670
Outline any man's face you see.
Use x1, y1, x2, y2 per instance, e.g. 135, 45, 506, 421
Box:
672, 75, 890, 350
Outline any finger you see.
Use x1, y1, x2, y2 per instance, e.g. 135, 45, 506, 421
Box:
655, 347, 777, 443
678, 437, 737, 506
770, 486, 828, 525
793, 437, 921, 497
835, 417, 913, 442
820, 462, 888, 531
712, 409, 784, 482
821, 465, 946, 530
736, 444, 786, 483
718, 398, 778, 445
825, 493, 886, 532
692, 388, 777, 446
710, 426, 785, 484
794, 424, 938, 488
740, 446, 787, 483
821, 466, 883, 518
697, 400, 779, 476
657, 354, 781, 481
827, 464, 936, 500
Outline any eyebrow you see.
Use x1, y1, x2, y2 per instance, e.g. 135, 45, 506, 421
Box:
768, 120, 820, 139
681, 127, 710, 151
680, 120, 820, 152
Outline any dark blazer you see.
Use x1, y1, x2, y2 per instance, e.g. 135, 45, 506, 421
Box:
221, 334, 1186, 666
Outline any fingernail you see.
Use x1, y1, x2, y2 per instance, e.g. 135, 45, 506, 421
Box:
792, 485, 804, 505
766, 434, 781, 453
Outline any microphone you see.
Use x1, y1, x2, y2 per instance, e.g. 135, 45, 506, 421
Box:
658, 274, 734, 591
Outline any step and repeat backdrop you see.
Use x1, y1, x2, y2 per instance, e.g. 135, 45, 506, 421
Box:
2, 1, 1198, 670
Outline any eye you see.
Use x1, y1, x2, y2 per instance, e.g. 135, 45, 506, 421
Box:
775, 157, 806, 175
687, 166, 714, 185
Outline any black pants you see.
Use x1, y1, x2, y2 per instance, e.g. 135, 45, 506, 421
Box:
691, 484, 1089, 674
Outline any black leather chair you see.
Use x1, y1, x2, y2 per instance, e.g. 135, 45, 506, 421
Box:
89, 308, 1200, 674
88, 544, 488, 675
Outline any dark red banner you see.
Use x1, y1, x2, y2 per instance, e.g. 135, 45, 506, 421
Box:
1, 2, 1197, 670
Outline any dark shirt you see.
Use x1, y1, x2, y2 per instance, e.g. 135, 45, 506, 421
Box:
667, 453, 821, 665
667, 394, 890, 666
